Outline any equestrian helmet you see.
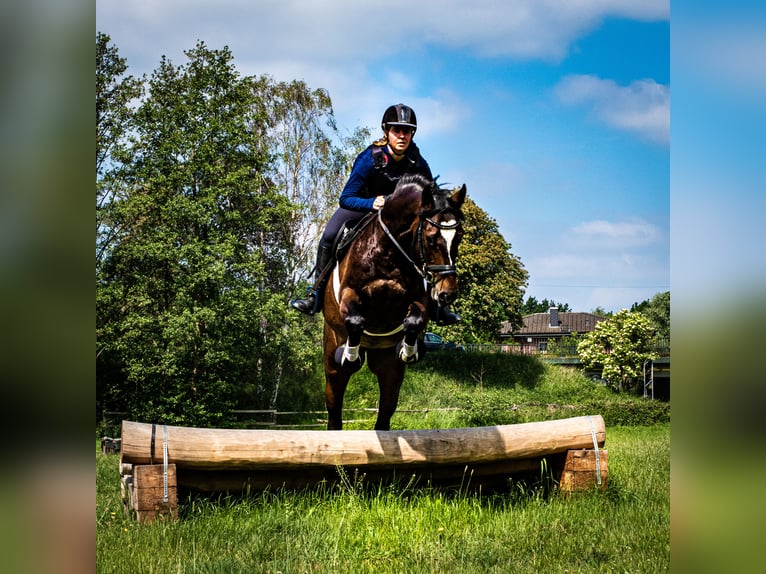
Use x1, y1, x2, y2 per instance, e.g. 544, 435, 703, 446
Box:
381, 104, 417, 133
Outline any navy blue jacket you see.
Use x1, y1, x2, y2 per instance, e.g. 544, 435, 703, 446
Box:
339, 142, 433, 212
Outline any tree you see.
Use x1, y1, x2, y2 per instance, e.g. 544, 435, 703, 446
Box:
255, 78, 370, 290
445, 197, 528, 343
590, 306, 612, 318
521, 296, 571, 314
96, 32, 143, 267
631, 291, 670, 342
577, 309, 656, 393
96, 40, 317, 426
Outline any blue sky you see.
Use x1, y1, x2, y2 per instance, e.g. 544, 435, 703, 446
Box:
97, 0, 670, 313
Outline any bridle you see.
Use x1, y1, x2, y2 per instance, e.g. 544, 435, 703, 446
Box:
377, 203, 463, 287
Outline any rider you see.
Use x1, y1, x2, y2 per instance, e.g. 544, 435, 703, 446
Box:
290, 103, 460, 326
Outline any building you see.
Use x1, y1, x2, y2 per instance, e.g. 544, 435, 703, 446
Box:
500, 307, 607, 354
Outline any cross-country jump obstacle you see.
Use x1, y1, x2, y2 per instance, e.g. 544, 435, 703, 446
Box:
119, 415, 607, 522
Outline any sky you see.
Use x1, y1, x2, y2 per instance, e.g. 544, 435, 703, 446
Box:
96, 0, 671, 313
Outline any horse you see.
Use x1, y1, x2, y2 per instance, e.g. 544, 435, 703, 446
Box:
321, 173, 467, 430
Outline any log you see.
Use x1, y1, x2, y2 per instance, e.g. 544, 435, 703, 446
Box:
120, 415, 605, 471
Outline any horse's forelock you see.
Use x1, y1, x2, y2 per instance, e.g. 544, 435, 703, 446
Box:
432, 188, 452, 211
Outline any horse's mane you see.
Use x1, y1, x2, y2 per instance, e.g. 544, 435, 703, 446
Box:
392, 173, 461, 213
392, 173, 433, 196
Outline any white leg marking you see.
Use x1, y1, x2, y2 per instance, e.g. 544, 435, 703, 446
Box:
342, 340, 360, 364
400, 341, 418, 362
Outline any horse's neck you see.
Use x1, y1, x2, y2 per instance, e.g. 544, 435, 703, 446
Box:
376, 213, 419, 259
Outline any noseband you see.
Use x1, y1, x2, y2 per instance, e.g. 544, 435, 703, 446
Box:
377, 205, 463, 287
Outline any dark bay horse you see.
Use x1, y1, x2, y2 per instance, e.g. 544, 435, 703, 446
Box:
322, 173, 467, 430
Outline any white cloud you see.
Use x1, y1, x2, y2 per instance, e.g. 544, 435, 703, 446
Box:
554, 75, 669, 144
412, 0, 668, 60
97, 1, 669, 136
98, 1, 669, 69
572, 219, 661, 247
522, 216, 668, 311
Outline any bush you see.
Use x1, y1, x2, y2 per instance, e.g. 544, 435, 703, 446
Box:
577, 399, 670, 427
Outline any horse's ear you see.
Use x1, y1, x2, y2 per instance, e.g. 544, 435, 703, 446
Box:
421, 179, 436, 206
451, 184, 467, 207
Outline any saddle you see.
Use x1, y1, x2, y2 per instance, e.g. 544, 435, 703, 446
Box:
333, 211, 377, 260
313, 211, 378, 289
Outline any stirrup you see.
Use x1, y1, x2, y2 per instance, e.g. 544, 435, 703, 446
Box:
290, 287, 319, 315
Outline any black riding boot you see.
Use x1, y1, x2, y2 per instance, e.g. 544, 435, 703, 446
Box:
290, 245, 333, 315
431, 301, 461, 326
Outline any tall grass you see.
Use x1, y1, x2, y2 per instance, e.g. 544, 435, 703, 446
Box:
97, 424, 669, 573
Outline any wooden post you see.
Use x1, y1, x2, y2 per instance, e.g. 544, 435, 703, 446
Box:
558, 449, 608, 493
121, 463, 178, 523
101, 436, 122, 454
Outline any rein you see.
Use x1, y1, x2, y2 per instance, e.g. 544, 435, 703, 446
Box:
376, 205, 461, 285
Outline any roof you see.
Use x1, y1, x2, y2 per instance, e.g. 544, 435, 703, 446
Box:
500, 311, 607, 337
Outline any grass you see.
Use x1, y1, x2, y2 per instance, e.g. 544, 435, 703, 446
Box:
338, 352, 668, 430
97, 424, 669, 573
98, 357, 669, 572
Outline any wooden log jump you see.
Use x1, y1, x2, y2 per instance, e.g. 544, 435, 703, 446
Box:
119, 415, 608, 521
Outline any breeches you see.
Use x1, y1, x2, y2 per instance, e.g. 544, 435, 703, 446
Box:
320, 207, 367, 249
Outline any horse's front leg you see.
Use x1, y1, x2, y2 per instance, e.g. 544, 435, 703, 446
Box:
397, 301, 427, 363
334, 290, 365, 368
324, 323, 352, 431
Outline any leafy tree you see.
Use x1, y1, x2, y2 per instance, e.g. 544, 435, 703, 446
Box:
256, 78, 370, 290
631, 291, 670, 342
96, 32, 143, 266
590, 306, 613, 318
96, 40, 318, 426
577, 309, 656, 393
521, 296, 571, 314
445, 197, 528, 343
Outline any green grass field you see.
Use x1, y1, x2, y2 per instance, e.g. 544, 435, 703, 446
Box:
97, 356, 669, 573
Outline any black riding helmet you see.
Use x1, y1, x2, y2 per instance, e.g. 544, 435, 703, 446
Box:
381, 103, 417, 134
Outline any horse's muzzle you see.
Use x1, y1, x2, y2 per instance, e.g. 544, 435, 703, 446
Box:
433, 275, 457, 305
438, 290, 456, 305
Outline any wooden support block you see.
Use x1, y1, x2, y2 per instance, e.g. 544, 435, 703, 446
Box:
128, 464, 178, 523
559, 449, 608, 492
